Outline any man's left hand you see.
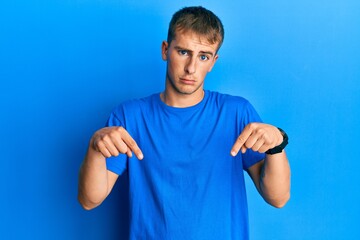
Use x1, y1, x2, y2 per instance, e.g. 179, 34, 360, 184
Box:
230, 123, 283, 156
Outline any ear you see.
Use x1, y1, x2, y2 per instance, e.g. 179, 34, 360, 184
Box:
161, 41, 169, 61
208, 54, 219, 72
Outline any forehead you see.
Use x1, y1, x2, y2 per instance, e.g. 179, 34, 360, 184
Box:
170, 30, 219, 53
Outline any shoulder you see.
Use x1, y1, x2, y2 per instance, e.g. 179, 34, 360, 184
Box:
205, 90, 251, 109
113, 93, 158, 110
110, 93, 159, 118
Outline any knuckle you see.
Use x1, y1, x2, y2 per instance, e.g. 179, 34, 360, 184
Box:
109, 131, 119, 139
262, 133, 271, 142
128, 139, 136, 148
248, 122, 256, 130
100, 134, 109, 141
237, 136, 245, 143
92, 138, 99, 148
118, 144, 128, 154
95, 141, 105, 150
117, 126, 125, 133
257, 128, 265, 135
98, 146, 110, 157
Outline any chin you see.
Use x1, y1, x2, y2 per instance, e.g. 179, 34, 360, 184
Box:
176, 87, 199, 95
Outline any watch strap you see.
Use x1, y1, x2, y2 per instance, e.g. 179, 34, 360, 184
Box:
265, 128, 288, 155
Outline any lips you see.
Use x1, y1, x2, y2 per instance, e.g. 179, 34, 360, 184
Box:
180, 78, 195, 85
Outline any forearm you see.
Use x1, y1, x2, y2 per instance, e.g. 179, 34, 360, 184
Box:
78, 141, 109, 210
259, 151, 291, 208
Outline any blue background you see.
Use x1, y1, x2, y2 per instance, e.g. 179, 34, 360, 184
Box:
1, 0, 359, 239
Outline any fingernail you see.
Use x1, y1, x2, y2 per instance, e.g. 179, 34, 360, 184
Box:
230, 151, 236, 156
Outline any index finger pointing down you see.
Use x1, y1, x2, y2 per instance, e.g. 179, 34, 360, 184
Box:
230, 126, 253, 156
121, 130, 144, 160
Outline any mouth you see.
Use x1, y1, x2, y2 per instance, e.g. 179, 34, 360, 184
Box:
180, 78, 195, 85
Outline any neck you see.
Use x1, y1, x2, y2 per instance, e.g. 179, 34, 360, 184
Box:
161, 88, 205, 108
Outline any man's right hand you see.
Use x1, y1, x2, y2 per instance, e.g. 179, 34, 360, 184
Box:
91, 126, 144, 160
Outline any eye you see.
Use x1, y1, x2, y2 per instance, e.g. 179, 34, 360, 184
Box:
199, 55, 209, 61
178, 50, 188, 56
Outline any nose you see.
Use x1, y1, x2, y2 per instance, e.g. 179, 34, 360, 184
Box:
185, 56, 196, 74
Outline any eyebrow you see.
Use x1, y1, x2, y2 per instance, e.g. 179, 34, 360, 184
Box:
174, 46, 215, 57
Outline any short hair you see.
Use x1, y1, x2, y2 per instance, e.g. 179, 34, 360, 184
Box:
167, 6, 225, 51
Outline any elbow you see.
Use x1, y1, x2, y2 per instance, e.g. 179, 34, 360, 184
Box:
79, 203, 97, 211
77, 185, 108, 211
267, 192, 290, 208
78, 194, 101, 211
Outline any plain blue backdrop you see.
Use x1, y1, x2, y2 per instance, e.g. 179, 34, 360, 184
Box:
1, 0, 359, 239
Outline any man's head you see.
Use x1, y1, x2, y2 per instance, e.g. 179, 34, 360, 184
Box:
167, 6, 224, 52
161, 6, 224, 104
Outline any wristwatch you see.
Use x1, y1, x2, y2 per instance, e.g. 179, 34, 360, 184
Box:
265, 128, 289, 155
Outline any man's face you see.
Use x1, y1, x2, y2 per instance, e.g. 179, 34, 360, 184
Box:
162, 30, 219, 96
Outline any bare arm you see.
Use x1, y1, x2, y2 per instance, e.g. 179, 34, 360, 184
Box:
247, 152, 290, 208
231, 123, 291, 208
78, 127, 143, 210
78, 140, 118, 210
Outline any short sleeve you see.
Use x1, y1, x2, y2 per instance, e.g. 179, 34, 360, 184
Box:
240, 101, 266, 170
105, 109, 128, 175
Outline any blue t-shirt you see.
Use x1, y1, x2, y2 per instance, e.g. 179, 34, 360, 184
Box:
106, 90, 265, 239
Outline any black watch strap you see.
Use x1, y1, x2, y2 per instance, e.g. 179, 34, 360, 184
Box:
266, 128, 288, 155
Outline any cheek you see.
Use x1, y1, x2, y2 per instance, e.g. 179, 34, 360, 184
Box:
168, 57, 183, 71
167, 59, 175, 72
200, 64, 213, 75
167, 59, 179, 79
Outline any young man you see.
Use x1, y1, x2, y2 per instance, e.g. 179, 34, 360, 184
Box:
78, 6, 290, 239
